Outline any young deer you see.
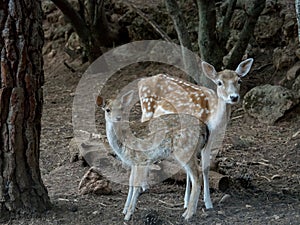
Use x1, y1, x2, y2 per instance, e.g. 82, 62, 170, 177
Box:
138, 58, 254, 211
97, 91, 209, 220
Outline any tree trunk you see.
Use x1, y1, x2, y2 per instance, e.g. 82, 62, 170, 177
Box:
196, 0, 226, 89
165, 0, 201, 84
225, 0, 266, 69
296, 0, 300, 43
197, 0, 226, 70
0, 0, 51, 218
51, 0, 129, 63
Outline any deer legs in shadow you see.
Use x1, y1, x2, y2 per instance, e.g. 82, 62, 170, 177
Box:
123, 165, 149, 221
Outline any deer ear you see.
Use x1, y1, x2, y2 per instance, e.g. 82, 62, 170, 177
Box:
121, 90, 134, 106
201, 61, 218, 81
96, 96, 105, 107
235, 58, 254, 77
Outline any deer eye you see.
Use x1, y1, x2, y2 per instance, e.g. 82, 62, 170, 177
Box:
238, 79, 242, 84
217, 81, 223, 86
106, 108, 111, 113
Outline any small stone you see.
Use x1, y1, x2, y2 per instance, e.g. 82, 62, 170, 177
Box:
217, 210, 225, 215
78, 167, 112, 195
69, 205, 78, 212
143, 210, 163, 225
92, 210, 100, 215
274, 215, 280, 220
47, 49, 56, 58
218, 194, 231, 205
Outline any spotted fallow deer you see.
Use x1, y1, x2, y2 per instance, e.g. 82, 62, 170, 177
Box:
97, 91, 208, 220
138, 58, 254, 213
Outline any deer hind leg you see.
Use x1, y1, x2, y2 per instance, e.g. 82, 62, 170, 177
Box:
123, 165, 149, 221
182, 158, 201, 220
201, 145, 213, 209
184, 174, 191, 209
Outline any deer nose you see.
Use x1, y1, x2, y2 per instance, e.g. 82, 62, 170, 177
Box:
230, 95, 239, 102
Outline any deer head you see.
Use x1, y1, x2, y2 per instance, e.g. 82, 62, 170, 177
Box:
201, 58, 253, 104
96, 91, 134, 123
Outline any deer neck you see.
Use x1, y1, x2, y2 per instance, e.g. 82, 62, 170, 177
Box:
207, 97, 228, 131
106, 120, 120, 147
105, 115, 125, 157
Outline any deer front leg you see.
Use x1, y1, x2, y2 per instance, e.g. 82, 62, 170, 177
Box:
122, 168, 134, 215
123, 187, 133, 215
201, 138, 213, 209
124, 165, 149, 221
184, 174, 191, 209
124, 186, 142, 220
182, 158, 201, 220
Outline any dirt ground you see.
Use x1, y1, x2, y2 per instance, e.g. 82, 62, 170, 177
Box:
6, 1, 300, 224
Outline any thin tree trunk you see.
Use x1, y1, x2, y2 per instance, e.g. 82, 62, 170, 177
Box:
219, 0, 237, 43
51, 0, 129, 63
197, 0, 226, 89
296, 0, 300, 43
51, 0, 90, 46
165, 0, 201, 84
0, 0, 51, 218
226, 0, 266, 69
50, 0, 101, 62
197, 0, 225, 70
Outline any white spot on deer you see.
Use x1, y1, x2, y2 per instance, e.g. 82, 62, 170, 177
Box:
141, 86, 148, 92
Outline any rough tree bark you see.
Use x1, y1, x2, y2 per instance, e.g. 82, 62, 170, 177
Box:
0, 0, 51, 218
